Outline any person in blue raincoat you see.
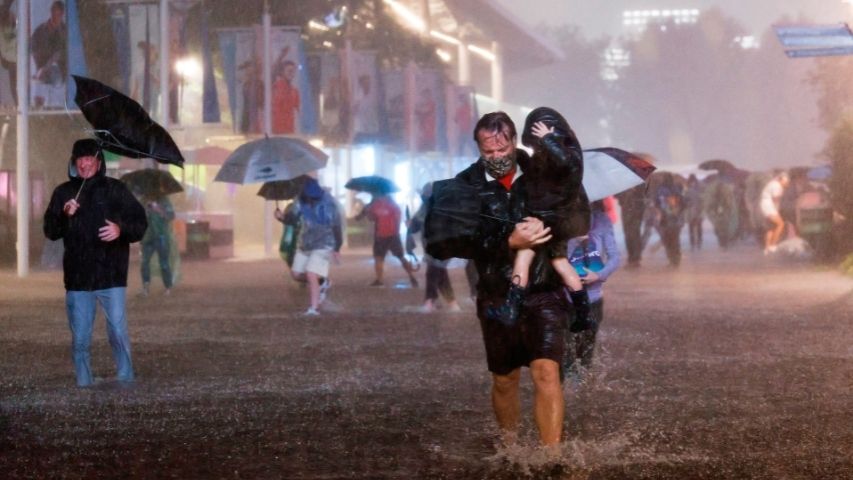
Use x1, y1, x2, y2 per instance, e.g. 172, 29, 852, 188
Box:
276, 177, 342, 316
564, 200, 622, 376
43, 139, 147, 387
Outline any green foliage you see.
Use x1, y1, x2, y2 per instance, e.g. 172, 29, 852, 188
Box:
824, 118, 853, 223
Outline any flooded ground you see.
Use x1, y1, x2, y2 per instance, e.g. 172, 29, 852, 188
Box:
1, 244, 852, 479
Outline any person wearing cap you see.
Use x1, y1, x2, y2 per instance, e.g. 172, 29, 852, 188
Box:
43, 139, 148, 387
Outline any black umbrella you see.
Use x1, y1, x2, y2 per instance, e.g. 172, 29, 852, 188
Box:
698, 159, 737, 172
120, 169, 183, 198
256, 176, 309, 201
423, 178, 504, 261
699, 158, 750, 182
72, 75, 185, 167
344, 175, 399, 195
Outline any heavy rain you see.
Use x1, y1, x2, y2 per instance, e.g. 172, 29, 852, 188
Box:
1, 1, 852, 479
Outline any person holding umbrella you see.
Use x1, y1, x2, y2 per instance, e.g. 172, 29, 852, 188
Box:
425, 112, 568, 448
43, 139, 148, 387
355, 186, 419, 288
275, 177, 342, 316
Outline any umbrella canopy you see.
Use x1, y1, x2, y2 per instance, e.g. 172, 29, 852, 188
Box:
699, 158, 750, 182
120, 169, 183, 198
72, 75, 184, 167
344, 175, 400, 195
256, 176, 309, 201
582, 148, 657, 202
214, 136, 328, 184
699, 159, 737, 172
423, 178, 491, 260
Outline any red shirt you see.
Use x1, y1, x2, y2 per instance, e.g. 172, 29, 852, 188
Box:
497, 166, 517, 191
366, 196, 401, 238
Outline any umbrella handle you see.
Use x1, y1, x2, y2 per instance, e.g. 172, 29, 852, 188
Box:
74, 178, 86, 201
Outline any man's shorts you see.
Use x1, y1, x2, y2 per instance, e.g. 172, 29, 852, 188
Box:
373, 235, 405, 258
292, 248, 333, 277
477, 290, 568, 376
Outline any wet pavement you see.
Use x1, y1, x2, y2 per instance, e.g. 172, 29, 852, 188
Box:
1, 244, 852, 479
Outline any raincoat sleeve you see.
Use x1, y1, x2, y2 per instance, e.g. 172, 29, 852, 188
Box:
43, 188, 69, 241
115, 184, 148, 243
539, 132, 583, 189
331, 200, 343, 252
593, 216, 621, 282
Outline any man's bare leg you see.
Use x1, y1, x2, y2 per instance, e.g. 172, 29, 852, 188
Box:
373, 257, 384, 284
530, 358, 564, 446
306, 271, 321, 310
491, 368, 521, 445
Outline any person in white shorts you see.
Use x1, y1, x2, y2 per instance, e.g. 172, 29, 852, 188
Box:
276, 177, 342, 315
759, 171, 790, 255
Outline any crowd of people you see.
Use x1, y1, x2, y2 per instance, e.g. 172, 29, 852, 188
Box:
44, 107, 828, 463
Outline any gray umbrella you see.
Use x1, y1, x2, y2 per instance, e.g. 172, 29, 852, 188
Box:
214, 136, 328, 184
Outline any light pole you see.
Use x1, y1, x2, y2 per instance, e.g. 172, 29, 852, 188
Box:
16, 0, 30, 277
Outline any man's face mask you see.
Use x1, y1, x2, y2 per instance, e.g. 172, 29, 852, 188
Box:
477, 130, 517, 179
481, 151, 516, 179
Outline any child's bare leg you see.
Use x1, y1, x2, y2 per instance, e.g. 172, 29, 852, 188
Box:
511, 248, 536, 288
551, 257, 583, 291
551, 257, 595, 333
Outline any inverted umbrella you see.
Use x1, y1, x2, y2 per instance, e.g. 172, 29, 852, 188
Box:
214, 136, 327, 184
72, 75, 184, 167
256, 176, 309, 201
582, 148, 657, 202
344, 175, 399, 195
423, 178, 491, 261
120, 169, 183, 198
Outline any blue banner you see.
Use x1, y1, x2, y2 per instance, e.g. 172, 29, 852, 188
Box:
201, 10, 220, 123
66, 0, 88, 106
217, 31, 238, 131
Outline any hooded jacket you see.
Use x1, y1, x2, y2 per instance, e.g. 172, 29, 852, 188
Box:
451, 155, 562, 299
518, 107, 590, 241
43, 153, 147, 291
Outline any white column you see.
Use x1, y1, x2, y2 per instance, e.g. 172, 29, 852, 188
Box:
457, 42, 470, 85
159, 0, 169, 127
262, 5, 273, 255
16, 0, 30, 277
490, 41, 503, 105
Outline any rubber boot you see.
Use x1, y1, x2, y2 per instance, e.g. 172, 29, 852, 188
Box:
486, 283, 526, 326
568, 289, 595, 333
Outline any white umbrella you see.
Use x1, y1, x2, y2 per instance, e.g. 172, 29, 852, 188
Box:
214, 136, 328, 184
582, 148, 656, 201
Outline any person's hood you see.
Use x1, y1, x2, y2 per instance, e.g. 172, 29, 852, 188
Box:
67, 139, 107, 180
521, 106, 577, 148
300, 177, 324, 201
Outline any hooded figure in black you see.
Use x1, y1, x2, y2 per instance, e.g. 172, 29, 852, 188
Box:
43, 138, 147, 387
486, 107, 593, 331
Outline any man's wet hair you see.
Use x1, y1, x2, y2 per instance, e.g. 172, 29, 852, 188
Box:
473, 111, 516, 145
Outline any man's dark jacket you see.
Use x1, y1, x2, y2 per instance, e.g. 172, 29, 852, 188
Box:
44, 155, 147, 291
426, 154, 561, 300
